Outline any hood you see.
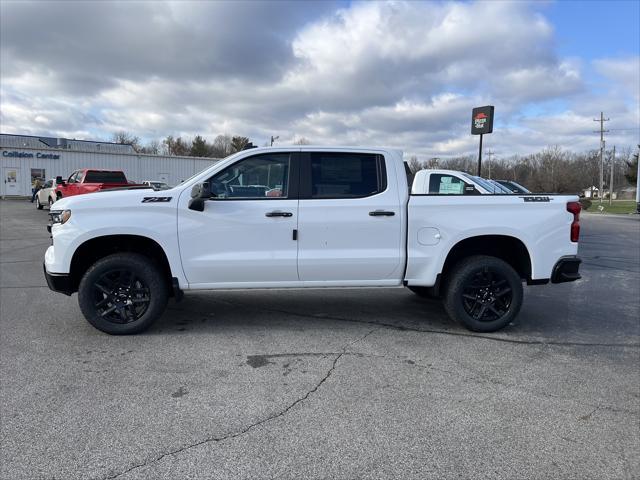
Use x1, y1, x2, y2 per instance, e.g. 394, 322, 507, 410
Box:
52, 186, 182, 210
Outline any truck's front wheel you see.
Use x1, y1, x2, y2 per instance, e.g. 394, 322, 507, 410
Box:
443, 255, 523, 332
78, 253, 168, 334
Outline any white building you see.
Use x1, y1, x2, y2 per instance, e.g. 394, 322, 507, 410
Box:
1, 133, 219, 197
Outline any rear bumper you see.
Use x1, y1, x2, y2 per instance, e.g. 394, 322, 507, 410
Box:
43, 263, 73, 296
551, 256, 582, 284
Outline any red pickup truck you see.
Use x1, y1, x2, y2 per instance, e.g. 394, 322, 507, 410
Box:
54, 169, 142, 200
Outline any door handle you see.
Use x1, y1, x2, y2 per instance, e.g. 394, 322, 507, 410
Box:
369, 210, 395, 216
265, 211, 293, 217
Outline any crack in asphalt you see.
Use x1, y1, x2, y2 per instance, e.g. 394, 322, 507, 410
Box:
171, 301, 640, 349
101, 327, 380, 480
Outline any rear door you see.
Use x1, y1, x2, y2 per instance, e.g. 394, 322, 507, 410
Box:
297, 151, 403, 283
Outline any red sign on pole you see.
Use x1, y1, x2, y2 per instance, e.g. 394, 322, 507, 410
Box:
471, 106, 494, 135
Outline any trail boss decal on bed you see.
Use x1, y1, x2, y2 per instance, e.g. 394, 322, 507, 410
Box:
142, 197, 172, 203
521, 196, 551, 202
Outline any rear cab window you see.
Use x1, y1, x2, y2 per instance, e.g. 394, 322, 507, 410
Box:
85, 171, 127, 183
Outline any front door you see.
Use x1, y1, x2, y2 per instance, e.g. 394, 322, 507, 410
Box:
178, 152, 300, 287
297, 152, 403, 283
4, 168, 20, 196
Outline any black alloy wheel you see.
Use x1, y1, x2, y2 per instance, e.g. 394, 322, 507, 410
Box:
78, 253, 168, 334
92, 269, 150, 324
443, 255, 523, 332
461, 267, 512, 322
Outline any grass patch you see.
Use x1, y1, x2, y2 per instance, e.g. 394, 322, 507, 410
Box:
584, 199, 638, 215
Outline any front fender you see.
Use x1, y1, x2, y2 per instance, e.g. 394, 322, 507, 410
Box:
45, 207, 185, 287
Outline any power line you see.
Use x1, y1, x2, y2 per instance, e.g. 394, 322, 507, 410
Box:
593, 112, 610, 203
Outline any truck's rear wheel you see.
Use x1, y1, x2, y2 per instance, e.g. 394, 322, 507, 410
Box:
78, 253, 168, 334
443, 255, 523, 332
36, 196, 43, 210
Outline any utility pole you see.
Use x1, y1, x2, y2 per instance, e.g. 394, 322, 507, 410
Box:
270, 135, 279, 146
609, 146, 615, 206
593, 112, 609, 203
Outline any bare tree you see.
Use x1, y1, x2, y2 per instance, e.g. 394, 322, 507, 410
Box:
162, 135, 190, 156
624, 145, 639, 185
111, 131, 141, 152
408, 155, 423, 173
211, 134, 232, 157
293, 136, 312, 145
139, 140, 160, 155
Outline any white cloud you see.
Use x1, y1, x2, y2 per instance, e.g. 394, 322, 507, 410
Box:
593, 56, 640, 101
1, 1, 637, 158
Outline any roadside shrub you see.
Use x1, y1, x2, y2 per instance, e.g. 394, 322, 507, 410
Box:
580, 198, 592, 210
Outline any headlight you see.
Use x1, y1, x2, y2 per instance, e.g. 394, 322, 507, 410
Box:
49, 209, 72, 225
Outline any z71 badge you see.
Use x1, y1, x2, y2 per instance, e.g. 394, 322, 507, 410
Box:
142, 197, 172, 203
521, 196, 551, 202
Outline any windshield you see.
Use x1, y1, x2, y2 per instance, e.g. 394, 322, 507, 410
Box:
462, 174, 494, 193
487, 180, 513, 194
498, 180, 530, 193
176, 155, 230, 186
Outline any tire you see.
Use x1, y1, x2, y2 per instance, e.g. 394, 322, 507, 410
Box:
48, 197, 54, 208
36, 196, 43, 210
443, 255, 523, 332
407, 286, 438, 298
78, 253, 168, 335
56, 192, 63, 201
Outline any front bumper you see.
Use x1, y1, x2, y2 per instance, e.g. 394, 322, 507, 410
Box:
551, 256, 582, 284
43, 263, 73, 296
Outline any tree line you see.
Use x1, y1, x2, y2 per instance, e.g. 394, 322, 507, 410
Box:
408, 145, 639, 195
111, 131, 312, 158
111, 131, 253, 158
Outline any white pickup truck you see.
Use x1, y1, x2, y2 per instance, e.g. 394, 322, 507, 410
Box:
44, 147, 582, 335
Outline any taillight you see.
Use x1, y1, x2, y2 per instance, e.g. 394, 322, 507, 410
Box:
567, 201, 581, 242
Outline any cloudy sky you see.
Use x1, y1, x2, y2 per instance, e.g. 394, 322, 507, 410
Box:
1, 0, 638, 159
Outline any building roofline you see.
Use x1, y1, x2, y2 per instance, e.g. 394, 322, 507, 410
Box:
0, 143, 221, 161
0, 133, 132, 147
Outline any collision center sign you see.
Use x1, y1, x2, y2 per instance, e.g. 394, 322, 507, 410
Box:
471, 106, 494, 135
2, 150, 60, 159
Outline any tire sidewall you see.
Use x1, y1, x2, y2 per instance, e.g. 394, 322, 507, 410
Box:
36, 196, 42, 209
78, 253, 168, 335
444, 256, 523, 332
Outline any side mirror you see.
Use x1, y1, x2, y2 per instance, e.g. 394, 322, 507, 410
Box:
188, 182, 211, 211
55, 176, 65, 185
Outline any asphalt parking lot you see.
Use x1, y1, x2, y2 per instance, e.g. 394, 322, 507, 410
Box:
1, 199, 638, 480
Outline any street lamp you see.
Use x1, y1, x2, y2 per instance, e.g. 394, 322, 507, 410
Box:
270, 135, 279, 146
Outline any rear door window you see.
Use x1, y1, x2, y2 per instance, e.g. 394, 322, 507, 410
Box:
308, 153, 385, 198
